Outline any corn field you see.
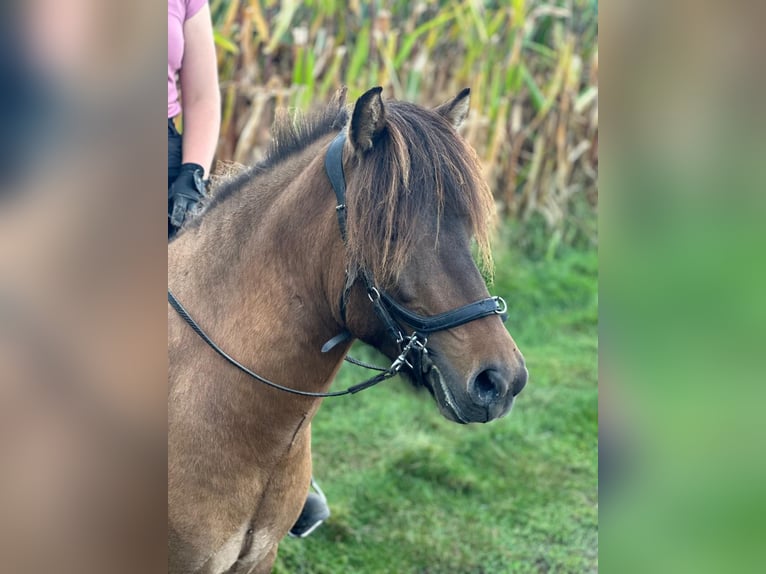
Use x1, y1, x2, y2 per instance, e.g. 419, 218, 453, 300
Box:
210, 0, 598, 252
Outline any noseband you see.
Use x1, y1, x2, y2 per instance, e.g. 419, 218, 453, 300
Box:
167, 131, 508, 398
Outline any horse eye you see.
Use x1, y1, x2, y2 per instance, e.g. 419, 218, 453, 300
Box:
394, 290, 415, 305
391, 281, 416, 305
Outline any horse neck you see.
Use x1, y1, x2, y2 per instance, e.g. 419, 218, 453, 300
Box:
168, 136, 353, 432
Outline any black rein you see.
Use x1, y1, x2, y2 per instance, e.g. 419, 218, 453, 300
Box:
168, 290, 396, 397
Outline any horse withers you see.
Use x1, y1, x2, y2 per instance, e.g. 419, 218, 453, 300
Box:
168, 87, 527, 574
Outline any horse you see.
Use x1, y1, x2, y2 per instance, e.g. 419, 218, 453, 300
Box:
168, 86, 528, 574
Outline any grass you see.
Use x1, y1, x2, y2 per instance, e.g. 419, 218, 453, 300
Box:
272, 240, 598, 573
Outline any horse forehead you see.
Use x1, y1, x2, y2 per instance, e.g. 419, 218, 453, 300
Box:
407, 225, 475, 275
416, 212, 473, 245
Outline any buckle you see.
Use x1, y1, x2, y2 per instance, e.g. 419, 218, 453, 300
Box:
367, 287, 381, 303
389, 333, 428, 372
494, 296, 508, 315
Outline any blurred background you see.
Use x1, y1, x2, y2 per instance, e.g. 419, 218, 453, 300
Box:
0, 1, 166, 573
600, 1, 766, 573
201, 1, 598, 572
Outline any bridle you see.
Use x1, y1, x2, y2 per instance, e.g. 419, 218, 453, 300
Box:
167, 130, 508, 398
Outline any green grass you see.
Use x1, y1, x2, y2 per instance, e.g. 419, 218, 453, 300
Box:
273, 242, 598, 574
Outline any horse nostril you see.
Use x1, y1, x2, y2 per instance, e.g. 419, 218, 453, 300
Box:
470, 369, 507, 407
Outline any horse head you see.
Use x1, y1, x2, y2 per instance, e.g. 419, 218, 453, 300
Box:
338, 87, 528, 424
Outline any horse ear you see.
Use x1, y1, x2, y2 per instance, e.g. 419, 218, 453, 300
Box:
349, 86, 386, 153
435, 88, 471, 129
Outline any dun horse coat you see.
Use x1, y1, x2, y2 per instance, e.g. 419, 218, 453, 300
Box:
168, 87, 527, 574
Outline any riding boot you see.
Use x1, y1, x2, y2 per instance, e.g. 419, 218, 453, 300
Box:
288, 479, 330, 538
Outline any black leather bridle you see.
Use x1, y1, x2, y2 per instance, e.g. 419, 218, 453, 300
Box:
167, 130, 508, 398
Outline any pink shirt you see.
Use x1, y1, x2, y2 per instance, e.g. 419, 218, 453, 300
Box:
168, 0, 207, 118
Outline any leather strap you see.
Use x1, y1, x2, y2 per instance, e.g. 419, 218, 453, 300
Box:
169, 290, 398, 398
380, 292, 507, 334
321, 330, 352, 353
325, 132, 348, 241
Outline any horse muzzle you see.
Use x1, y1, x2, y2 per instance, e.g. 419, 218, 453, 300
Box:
417, 351, 527, 424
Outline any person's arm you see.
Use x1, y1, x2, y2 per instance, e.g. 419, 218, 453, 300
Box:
179, 3, 220, 176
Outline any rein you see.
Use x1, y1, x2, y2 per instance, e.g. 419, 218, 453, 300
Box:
168, 290, 398, 397
168, 131, 508, 398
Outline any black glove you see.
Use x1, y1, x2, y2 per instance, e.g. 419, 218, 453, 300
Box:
168, 163, 206, 230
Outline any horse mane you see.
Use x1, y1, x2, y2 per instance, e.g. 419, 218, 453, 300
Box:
345, 100, 495, 286
202, 89, 349, 214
